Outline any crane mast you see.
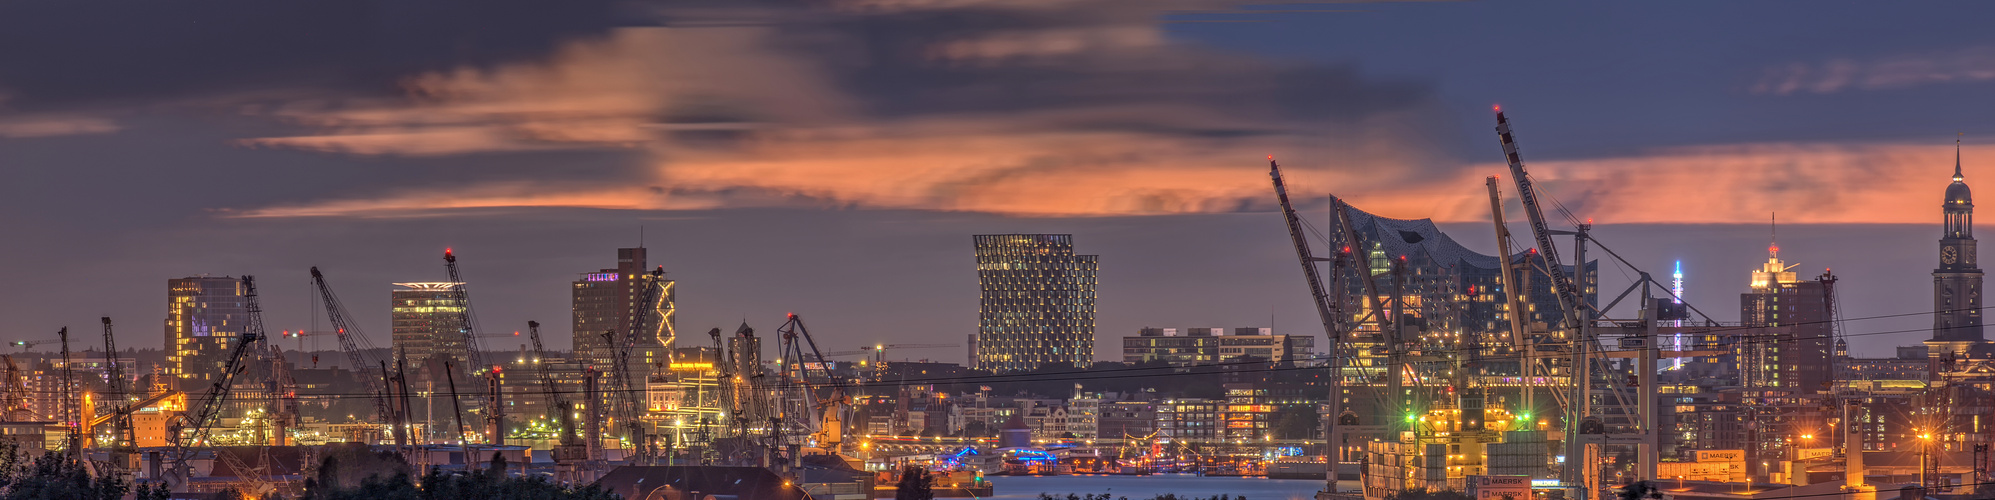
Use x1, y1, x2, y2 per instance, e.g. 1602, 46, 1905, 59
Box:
309, 267, 397, 444
442, 250, 501, 446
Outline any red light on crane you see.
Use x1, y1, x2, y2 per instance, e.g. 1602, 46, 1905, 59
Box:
1492, 104, 1501, 112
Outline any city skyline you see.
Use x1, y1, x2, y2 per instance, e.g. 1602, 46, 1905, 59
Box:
10, 1, 1995, 362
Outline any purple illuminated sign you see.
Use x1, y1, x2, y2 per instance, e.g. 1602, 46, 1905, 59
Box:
586, 273, 618, 282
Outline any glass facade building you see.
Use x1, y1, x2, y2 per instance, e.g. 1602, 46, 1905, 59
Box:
973, 234, 1098, 372
165, 276, 251, 384
390, 282, 466, 369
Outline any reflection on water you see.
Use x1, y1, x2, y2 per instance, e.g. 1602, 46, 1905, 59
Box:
984, 474, 1324, 500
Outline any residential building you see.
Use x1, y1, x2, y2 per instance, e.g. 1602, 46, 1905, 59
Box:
1158, 398, 1219, 442
973, 234, 1098, 372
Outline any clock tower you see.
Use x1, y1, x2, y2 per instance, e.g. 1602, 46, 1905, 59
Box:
1934, 140, 1984, 346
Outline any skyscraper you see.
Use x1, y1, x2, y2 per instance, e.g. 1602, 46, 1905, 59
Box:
973, 234, 1098, 372
390, 282, 466, 369
165, 276, 251, 384
1931, 141, 1987, 358
1738, 242, 1832, 391
571, 248, 674, 371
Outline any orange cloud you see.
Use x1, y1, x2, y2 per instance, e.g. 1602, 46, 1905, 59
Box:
0, 113, 119, 138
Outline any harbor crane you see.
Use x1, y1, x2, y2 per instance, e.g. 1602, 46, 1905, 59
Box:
7, 339, 57, 352
526, 321, 587, 480
775, 313, 843, 458
310, 267, 400, 446
100, 317, 137, 470
442, 249, 503, 447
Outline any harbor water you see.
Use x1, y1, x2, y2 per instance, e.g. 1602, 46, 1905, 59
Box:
984, 474, 1326, 500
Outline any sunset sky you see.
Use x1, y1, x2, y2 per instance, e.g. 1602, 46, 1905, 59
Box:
3, 0, 1993, 359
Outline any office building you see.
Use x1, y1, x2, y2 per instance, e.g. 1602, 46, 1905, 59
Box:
973, 234, 1098, 372
573, 247, 673, 369
165, 276, 253, 384
1122, 327, 1316, 365
389, 282, 466, 370
1737, 243, 1833, 392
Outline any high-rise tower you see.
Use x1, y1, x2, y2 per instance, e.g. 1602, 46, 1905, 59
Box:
165, 276, 251, 385
973, 234, 1098, 372
1932, 140, 1985, 353
390, 282, 466, 370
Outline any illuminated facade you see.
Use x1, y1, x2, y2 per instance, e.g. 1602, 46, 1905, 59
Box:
165, 276, 251, 384
973, 234, 1098, 372
573, 248, 673, 370
1738, 245, 1833, 392
389, 282, 465, 369
1121, 327, 1316, 365
1328, 204, 1593, 427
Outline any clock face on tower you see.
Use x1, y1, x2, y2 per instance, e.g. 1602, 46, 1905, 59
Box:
1945, 246, 1960, 265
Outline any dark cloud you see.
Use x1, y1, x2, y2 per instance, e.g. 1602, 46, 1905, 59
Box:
0, 0, 631, 110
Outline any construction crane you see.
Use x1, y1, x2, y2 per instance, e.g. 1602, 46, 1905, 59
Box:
442, 249, 501, 447
308, 266, 398, 445
7, 339, 57, 352
606, 266, 668, 464
166, 276, 267, 492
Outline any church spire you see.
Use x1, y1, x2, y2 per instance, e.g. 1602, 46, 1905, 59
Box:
1958, 133, 1965, 182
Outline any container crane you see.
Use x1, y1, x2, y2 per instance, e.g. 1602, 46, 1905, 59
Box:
1494, 108, 1594, 495
310, 267, 400, 445
166, 276, 267, 492
442, 249, 502, 447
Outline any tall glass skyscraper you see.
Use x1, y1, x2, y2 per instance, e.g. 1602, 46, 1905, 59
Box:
973, 234, 1098, 372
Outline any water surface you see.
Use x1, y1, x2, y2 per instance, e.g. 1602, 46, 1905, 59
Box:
984, 474, 1327, 500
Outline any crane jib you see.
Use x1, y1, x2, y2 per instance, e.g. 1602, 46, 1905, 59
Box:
1495, 111, 1583, 328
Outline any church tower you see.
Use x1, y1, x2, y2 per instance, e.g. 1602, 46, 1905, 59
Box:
1933, 139, 1985, 349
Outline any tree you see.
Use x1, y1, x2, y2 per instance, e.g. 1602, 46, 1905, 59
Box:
0, 449, 129, 500
299, 452, 615, 500
894, 466, 934, 500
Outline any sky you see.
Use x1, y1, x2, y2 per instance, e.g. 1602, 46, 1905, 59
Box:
2, 0, 1991, 361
